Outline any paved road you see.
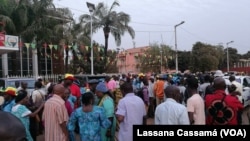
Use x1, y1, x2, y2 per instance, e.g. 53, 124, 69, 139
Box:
37, 118, 154, 141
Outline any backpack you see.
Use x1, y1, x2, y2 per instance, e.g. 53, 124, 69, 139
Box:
27, 91, 36, 111
28, 90, 44, 111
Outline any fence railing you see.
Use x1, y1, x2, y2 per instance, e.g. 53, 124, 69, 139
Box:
7, 73, 121, 84
8, 74, 63, 84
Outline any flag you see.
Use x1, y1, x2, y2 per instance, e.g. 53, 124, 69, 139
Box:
31, 43, 36, 49
54, 45, 58, 50
24, 43, 30, 48
18, 41, 24, 48
49, 44, 53, 49
73, 44, 77, 50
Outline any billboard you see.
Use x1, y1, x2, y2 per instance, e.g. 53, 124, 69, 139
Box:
0, 35, 19, 48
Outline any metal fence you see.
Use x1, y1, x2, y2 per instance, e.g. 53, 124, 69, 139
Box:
8, 74, 63, 84
7, 73, 122, 85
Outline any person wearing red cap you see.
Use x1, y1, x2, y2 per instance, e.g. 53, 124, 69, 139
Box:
63, 74, 81, 109
2, 87, 17, 112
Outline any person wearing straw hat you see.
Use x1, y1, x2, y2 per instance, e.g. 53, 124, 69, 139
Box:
2, 87, 17, 112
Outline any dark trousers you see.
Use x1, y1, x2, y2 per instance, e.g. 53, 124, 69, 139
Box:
29, 117, 37, 141
147, 97, 156, 118
37, 109, 44, 134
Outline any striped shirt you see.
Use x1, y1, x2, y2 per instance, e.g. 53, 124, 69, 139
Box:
43, 94, 69, 141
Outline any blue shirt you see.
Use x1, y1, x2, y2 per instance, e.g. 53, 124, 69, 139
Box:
67, 106, 111, 141
3, 99, 15, 112
80, 87, 86, 94
68, 94, 77, 110
11, 104, 33, 141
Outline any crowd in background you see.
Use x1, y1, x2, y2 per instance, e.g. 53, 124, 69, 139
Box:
0, 70, 250, 141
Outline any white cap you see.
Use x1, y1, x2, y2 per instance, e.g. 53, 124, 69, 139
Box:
37, 76, 42, 80
214, 70, 224, 77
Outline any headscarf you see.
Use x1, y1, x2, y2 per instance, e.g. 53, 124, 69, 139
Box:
96, 82, 109, 93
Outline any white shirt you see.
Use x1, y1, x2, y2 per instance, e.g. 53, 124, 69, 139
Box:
232, 80, 243, 103
225, 78, 232, 94
155, 98, 190, 125
45, 82, 52, 93
198, 82, 210, 98
116, 93, 146, 141
32, 89, 46, 107
148, 81, 155, 98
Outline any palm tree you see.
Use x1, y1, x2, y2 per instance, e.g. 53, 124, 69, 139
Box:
0, 0, 35, 75
0, 0, 33, 35
79, 0, 135, 56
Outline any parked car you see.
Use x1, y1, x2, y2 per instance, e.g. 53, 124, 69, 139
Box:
0, 77, 36, 96
223, 75, 250, 107
74, 74, 108, 87
223, 75, 250, 91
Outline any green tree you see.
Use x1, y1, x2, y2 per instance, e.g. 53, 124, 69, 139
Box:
242, 51, 250, 59
178, 51, 192, 72
138, 43, 172, 73
191, 42, 220, 72
79, 0, 135, 56
225, 47, 241, 70
0, 0, 35, 75
68, 43, 118, 74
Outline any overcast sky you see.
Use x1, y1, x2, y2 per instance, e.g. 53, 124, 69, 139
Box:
54, 0, 250, 54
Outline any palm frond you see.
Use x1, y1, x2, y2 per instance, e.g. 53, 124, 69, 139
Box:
126, 26, 135, 39
109, 0, 120, 13
0, 15, 16, 33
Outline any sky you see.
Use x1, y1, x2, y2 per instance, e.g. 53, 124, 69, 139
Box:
54, 0, 250, 54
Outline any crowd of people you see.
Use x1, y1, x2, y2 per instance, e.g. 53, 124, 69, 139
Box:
0, 70, 249, 141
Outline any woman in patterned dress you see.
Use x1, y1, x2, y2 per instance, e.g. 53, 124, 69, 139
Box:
67, 91, 111, 141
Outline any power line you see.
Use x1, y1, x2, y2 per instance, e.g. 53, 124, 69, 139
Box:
135, 30, 173, 32
168, 32, 175, 46
179, 27, 214, 43
54, 3, 89, 14
131, 21, 173, 27
54, 3, 175, 27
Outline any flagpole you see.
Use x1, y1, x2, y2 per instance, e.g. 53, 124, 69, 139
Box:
45, 45, 47, 76
50, 46, 53, 74
27, 45, 29, 75
19, 36, 23, 77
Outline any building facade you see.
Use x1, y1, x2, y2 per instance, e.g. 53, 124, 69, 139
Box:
117, 46, 149, 74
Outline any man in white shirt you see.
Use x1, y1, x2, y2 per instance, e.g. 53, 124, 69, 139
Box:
154, 85, 190, 125
116, 82, 146, 141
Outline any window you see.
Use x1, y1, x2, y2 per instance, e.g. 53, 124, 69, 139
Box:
7, 80, 36, 89
0, 80, 5, 90
243, 77, 250, 87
